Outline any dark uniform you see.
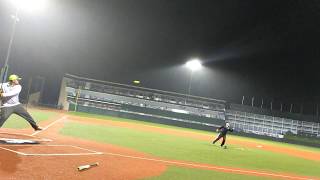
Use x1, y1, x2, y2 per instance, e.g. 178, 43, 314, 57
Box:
212, 125, 233, 147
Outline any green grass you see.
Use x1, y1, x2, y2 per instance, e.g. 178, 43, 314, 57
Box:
2, 109, 57, 129
143, 166, 273, 180
68, 112, 201, 131
7, 110, 317, 179
232, 134, 320, 152
69, 112, 320, 152
285, 134, 320, 146
60, 121, 320, 177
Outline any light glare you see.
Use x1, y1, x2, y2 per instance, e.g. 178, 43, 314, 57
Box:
9, 0, 48, 13
185, 59, 202, 71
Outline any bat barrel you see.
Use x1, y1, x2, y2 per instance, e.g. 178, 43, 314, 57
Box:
77, 162, 99, 171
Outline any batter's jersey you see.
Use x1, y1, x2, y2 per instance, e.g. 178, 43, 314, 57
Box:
0, 82, 21, 107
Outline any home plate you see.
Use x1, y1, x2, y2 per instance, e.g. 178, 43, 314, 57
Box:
257, 145, 263, 148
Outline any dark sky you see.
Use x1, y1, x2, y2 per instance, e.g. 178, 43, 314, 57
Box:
0, 0, 320, 114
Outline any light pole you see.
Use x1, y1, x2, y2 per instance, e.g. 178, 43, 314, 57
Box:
185, 58, 202, 104
1, 8, 19, 83
1, 0, 48, 83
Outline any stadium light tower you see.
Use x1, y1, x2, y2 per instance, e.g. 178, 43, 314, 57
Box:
1, 0, 48, 83
185, 58, 202, 103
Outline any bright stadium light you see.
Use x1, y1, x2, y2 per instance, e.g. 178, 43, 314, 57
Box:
1, 0, 48, 84
185, 58, 202, 71
184, 58, 203, 104
9, 0, 48, 13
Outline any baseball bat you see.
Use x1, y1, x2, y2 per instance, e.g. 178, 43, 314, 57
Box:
77, 162, 99, 171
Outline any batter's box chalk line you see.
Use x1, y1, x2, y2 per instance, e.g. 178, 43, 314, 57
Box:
0, 144, 103, 156
0, 132, 53, 144
31, 116, 68, 136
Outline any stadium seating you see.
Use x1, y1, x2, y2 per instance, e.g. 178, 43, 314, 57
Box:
60, 74, 320, 138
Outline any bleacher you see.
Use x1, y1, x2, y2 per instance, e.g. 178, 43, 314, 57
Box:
226, 104, 320, 138
59, 74, 226, 131
59, 74, 320, 138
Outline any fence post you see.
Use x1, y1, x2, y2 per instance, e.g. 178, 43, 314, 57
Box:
75, 86, 81, 112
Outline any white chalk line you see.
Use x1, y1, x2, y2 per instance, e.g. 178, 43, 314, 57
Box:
0, 144, 103, 156
101, 152, 316, 180
0, 132, 52, 142
22, 152, 103, 156
0, 137, 52, 142
0, 146, 26, 155
5, 115, 313, 179
0, 132, 40, 138
0, 116, 103, 156
31, 116, 68, 136
67, 144, 103, 154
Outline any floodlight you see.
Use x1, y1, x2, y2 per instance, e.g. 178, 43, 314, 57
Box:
9, 0, 48, 13
185, 59, 202, 71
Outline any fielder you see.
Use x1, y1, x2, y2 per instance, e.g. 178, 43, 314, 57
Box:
212, 122, 233, 147
0, 74, 42, 131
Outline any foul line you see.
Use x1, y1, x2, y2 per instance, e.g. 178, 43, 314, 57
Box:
102, 152, 316, 180
0, 144, 103, 156
67, 144, 103, 154
0, 146, 26, 155
31, 116, 68, 136
23, 152, 102, 156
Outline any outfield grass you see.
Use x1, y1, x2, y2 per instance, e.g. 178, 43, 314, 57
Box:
5, 110, 319, 179
60, 121, 320, 177
4, 110, 319, 179
143, 166, 272, 180
68, 112, 320, 152
284, 134, 320, 146
2, 109, 57, 129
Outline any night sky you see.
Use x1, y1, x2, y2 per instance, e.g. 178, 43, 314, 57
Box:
0, 0, 320, 114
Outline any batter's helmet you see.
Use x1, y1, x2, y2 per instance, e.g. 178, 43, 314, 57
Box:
9, 74, 22, 81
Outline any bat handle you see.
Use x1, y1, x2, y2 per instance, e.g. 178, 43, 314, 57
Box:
91, 162, 99, 166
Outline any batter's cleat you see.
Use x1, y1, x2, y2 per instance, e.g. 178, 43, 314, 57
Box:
34, 126, 43, 131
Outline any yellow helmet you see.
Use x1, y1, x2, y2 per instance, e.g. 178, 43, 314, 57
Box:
8, 74, 22, 81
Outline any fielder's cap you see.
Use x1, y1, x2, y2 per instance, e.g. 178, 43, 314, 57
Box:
9, 74, 22, 81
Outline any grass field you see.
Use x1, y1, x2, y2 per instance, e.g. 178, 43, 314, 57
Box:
68, 112, 320, 152
2, 109, 57, 128
60, 121, 320, 177
63, 112, 320, 179
3, 110, 320, 179
144, 166, 272, 180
